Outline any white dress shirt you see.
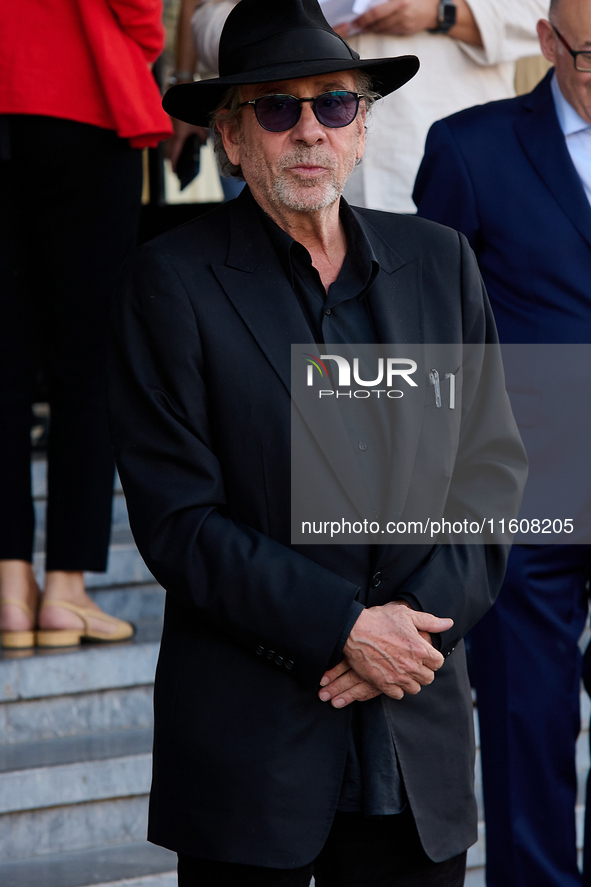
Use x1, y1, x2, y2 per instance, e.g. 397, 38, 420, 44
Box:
551, 72, 591, 207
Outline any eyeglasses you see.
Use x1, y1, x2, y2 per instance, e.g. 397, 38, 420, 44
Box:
238, 90, 365, 132
553, 26, 591, 72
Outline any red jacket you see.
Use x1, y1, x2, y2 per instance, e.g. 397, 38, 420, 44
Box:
0, 0, 172, 148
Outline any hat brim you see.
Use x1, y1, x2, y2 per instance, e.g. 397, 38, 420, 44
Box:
163, 55, 419, 127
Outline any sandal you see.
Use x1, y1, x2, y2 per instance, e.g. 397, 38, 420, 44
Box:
36, 600, 135, 648
0, 598, 37, 649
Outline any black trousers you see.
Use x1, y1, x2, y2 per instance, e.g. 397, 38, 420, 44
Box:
0, 115, 143, 571
177, 808, 467, 886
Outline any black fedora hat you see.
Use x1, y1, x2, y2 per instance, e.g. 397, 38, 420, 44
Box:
163, 0, 419, 126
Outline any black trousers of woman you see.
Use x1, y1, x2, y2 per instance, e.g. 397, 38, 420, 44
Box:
0, 115, 143, 571
177, 807, 467, 886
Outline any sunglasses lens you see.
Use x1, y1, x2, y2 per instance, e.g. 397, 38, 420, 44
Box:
315, 91, 359, 127
255, 95, 300, 132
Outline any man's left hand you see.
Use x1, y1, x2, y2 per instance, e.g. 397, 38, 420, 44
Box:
342, 0, 439, 37
318, 608, 442, 708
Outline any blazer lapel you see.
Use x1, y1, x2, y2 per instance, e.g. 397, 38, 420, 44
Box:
212, 191, 376, 521
514, 70, 591, 251
353, 211, 429, 521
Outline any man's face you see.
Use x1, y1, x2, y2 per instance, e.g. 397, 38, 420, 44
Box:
219, 72, 366, 216
538, 0, 591, 124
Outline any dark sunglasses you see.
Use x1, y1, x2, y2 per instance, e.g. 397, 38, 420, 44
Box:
238, 90, 365, 132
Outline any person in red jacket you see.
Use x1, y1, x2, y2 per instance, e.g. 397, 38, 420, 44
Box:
0, 0, 172, 648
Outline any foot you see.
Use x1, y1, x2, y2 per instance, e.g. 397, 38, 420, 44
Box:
39, 571, 132, 638
0, 560, 40, 632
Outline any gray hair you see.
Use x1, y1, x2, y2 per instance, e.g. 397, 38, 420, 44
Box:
210, 70, 380, 180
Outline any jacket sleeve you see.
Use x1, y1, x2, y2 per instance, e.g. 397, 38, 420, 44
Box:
108, 244, 362, 686
107, 0, 166, 62
459, 0, 548, 66
413, 119, 481, 251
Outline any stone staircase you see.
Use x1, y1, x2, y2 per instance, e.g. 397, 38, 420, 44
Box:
0, 456, 589, 886
0, 458, 176, 886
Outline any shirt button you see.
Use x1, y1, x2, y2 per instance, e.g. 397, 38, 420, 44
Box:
324, 308, 331, 315
358, 441, 367, 451
371, 572, 382, 588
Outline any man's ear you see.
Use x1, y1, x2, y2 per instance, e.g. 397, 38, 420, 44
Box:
537, 19, 557, 64
217, 112, 242, 167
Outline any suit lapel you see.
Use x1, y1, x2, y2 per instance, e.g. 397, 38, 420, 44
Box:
514, 71, 591, 251
353, 212, 429, 521
212, 191, 375, 520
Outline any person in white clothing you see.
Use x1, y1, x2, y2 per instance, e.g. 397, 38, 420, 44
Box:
336, 0, 548, 211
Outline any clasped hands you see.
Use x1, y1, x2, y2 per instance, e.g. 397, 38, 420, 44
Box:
318, 601, 453, 708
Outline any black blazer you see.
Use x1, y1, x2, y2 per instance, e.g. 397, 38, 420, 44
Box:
109, 189, 526, 866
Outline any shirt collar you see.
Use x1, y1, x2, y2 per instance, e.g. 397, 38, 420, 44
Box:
256, 196, 380, 298
551, 72, 591, 136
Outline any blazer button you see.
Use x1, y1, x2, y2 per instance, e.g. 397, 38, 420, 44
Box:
274, 655, 284, 666
371, 572, 382, 588
285, 660, 295, 671
255, 645, 265, 656
266, 649, 276, 660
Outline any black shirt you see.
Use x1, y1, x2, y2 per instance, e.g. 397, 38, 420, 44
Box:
258, 198, 407, 816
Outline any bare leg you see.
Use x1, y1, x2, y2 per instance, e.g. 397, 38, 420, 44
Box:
0, 560, 39, 631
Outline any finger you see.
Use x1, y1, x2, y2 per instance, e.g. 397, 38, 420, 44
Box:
333, 23, 351, 37
419, 643, 446, 672
319, 668, 368, 701
362, 14, 401, 34
410, 612, 454, 635
320, 658, 351, 687
354, 1, 399, 28
331, 681, 383, 708
168, 137, 185, 173
362, 655, 438, 692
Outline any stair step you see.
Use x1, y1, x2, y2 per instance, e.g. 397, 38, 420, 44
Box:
1, 685, 154, 745
0, 840, 176, 887
0, 796, 151, 863
0, 620, 161, 702
0, 728, 152, 814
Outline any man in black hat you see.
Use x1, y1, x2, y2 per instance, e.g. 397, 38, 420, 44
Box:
109, 0, 526, 884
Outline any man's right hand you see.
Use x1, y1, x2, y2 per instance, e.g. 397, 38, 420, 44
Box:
318, 601, 453, 707
166, 119, 209, 173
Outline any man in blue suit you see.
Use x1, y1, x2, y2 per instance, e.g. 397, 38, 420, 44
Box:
414, 0, 591, 885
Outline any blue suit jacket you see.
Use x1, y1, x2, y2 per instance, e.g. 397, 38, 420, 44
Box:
414, 69, 591, 539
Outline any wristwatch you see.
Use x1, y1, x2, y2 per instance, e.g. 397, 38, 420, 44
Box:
428, 0, 457, 33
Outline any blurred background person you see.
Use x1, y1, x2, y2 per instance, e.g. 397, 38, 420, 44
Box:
0, 0, 172, 649
336, 0, 548, 212
166, 0, 243, 199
414, 0, 591, 883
